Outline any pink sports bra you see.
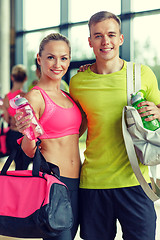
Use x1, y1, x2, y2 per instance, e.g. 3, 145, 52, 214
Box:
7, 90, 22, 116
32, 86, 82, 139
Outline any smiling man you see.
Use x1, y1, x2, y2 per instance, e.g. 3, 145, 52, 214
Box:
69, 11, 160, 240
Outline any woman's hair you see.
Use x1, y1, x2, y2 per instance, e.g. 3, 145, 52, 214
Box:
88, 11, 121, 34
39, 33, 71, 58
11, 64, 27, 82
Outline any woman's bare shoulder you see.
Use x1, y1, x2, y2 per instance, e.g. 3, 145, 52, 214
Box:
25, 88, 43, 102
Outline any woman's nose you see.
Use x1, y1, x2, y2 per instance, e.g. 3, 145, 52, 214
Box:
54, 59, 60, 67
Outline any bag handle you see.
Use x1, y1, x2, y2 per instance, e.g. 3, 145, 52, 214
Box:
122, 107, 160, 201
0, 122, 4, 135
134, 63, 141, 92
0, 115, 5, 136
126, 62, 141, 105
124, 62, 160, 201
126, 62, 133, 105
0, 138, 59, 177
32, 139, 60, 177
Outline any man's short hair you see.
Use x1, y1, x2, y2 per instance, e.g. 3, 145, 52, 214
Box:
88, 11, 121, 34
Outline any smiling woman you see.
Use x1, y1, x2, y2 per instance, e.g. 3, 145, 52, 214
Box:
37, 34, 71, 82
14, 33, 83, 240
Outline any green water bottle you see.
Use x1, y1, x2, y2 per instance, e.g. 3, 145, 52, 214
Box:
131, 90, 160, 131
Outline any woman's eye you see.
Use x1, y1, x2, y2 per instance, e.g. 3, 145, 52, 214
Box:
61, 57, 68, 61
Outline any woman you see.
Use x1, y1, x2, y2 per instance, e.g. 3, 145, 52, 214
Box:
15, 33, 82, 240
2, 64, 28, 167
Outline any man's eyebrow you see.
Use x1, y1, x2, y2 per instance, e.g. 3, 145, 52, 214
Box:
108, 31, 117, 34
93, 31, 117, 35
93, 32, 102, 35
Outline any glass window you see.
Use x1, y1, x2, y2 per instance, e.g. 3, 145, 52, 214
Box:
69, 0, 121, 23
132, 0, 160, 12
23, 0, 60, 30
69, 24, 95, 61
132, 14, 160, 86
23, 29, 59, 89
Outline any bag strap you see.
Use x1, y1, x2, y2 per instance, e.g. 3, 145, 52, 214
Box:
134, 63, 141, 92
0, 138, 60, 178
0, 116, 4, 135
126, 62, 133, 105
1, 122, 4, 135
124, 62, 160, 201
122, 107, 160, 201
126, 62, 141, 105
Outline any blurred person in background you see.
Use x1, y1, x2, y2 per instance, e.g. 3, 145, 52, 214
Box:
2, 64, 28, 168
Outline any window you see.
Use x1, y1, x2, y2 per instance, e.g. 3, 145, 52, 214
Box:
14, 0, 160, 89
23, 29, 59, 88
69, 25, 94, 61
132, 0, 160, 12
132, 14, 160, 86
69, 0, 121, 22
23, 0, 60, 30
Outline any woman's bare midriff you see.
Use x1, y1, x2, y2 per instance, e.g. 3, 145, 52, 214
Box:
40, 134, 81, 178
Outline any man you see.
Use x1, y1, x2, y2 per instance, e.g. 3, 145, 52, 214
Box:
69, 11, 160, 240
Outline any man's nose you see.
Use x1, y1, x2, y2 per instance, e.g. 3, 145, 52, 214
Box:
102, 35, 109, 45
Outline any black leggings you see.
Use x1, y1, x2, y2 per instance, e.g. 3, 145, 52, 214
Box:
44, 174, 80, 240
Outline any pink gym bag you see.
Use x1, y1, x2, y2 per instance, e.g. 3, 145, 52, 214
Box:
0, 139, 73, 238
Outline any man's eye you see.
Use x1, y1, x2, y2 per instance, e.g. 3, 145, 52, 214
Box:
95, 35, 101, 38
48, 56, 53, 59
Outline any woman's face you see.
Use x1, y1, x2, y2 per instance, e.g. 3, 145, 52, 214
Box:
37, 40, 70, 81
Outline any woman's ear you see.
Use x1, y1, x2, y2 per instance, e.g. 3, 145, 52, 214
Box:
37, 54, 41, 66
11, 75, 14, 82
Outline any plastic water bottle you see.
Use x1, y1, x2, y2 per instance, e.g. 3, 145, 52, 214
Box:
131, 90, 160, 131
10, 95, 44, 140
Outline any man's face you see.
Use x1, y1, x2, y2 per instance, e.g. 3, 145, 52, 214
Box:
88, 18, 124, 62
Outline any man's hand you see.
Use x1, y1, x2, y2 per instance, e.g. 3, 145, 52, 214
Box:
77, 64, 91, 72
137, 101, 160, 121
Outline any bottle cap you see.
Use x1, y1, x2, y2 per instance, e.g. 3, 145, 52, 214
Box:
131, 92, 143, 104
9, 95, 28, 108
14, 97, 28, 106
131, 89, 146, 105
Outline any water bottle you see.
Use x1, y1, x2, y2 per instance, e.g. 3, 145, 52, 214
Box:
10, 95, 44, 140
131, 89, 160, 131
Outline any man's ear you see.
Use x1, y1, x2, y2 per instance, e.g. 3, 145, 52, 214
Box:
88, 37, 92, 48
119, 34, 124, 46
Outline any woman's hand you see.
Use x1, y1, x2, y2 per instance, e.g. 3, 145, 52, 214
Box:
14, 112, 32, 134
137, 101, 160, 121
77, 64, 91, 72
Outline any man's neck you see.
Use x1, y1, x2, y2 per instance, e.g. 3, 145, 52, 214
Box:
91, 58, 124, 75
